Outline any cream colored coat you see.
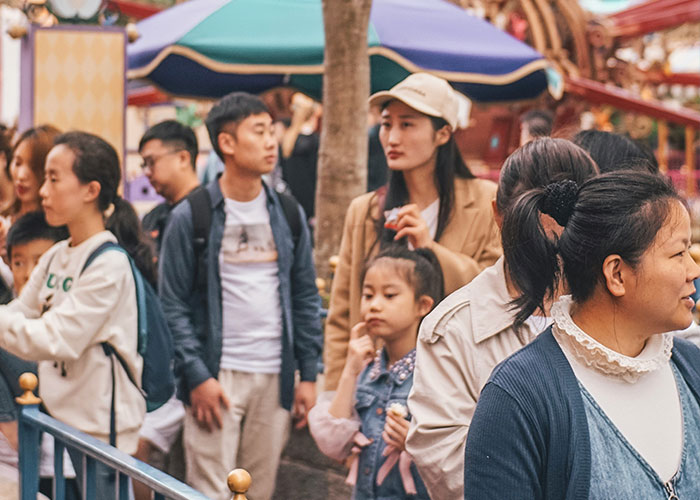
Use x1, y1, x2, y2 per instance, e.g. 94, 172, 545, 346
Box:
323, 177, 502, 390
405, 259, 543, 500
0, 231, 144, 453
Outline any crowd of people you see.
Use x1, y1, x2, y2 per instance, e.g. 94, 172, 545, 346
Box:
0, 71, 698, 500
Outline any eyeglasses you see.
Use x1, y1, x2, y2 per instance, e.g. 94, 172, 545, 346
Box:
140, 149, 184, 171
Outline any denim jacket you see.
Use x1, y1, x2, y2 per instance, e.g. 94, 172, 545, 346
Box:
158, 178, 322, 411
354, 349, 430, 500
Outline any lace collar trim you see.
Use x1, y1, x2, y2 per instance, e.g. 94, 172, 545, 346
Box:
551, 295, 672, 383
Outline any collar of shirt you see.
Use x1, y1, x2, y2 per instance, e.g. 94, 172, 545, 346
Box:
468, 258, 519, 343
368, 348, 416, 385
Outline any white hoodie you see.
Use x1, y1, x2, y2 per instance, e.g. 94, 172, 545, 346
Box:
0, 231, 145, 453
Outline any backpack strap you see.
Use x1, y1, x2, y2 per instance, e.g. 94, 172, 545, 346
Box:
278, 191, 302, 250
185, 185, 212, 292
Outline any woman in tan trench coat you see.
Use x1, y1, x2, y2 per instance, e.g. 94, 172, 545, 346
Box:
323, 73, 502, 390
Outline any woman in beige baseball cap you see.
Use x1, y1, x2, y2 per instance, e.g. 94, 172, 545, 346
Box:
323, 72, 502, 391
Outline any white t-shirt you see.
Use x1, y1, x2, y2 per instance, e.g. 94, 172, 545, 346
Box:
422, 199, 440, 240
219, 190, 283, 373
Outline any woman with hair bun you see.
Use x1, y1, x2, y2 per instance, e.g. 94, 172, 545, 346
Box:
406, 138, 598, 499
464, 170, 700, 499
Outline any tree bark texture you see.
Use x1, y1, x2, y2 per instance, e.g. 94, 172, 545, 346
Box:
315, 0, 372, 279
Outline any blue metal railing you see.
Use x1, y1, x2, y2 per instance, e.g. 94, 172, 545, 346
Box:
16, 374, 249, 500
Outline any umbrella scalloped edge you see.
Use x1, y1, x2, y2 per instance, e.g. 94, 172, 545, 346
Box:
127, 43, 550, 88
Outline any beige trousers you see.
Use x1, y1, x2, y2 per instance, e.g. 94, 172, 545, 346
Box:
184, 370, 291, 500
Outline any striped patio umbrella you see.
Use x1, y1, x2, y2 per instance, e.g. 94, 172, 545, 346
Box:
127, 0, 550, 102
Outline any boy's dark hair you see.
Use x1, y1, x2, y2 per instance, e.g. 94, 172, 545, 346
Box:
520, 109, 553, 138
362, 245, 445, 309
139, 120, 198, 169
503, 170, 682, 327
205, 92, 270, 159
573, 129, 658, 174
6, 211, 68, 259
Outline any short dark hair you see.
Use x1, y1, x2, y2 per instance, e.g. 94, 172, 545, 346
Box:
139, 120, 198, 169
6, 211, 68, 259
573, 129, 658, 174
205, 92, 269, 158
520, 109, 553, 138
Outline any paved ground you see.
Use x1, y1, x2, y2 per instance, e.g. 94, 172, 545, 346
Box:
273, 426, 353, 500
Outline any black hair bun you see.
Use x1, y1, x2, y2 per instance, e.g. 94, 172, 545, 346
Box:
541, 180, 579, 226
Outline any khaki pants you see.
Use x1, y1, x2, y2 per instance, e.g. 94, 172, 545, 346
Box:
184, 371, 291, 500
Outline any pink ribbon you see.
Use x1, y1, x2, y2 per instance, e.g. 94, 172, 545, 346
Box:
345, 431, 373, 486
344, 431, 417, 495
376, 446, 417, 495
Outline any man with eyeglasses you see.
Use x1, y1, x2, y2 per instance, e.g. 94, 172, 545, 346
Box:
139, 120, 200, 253
132, 120, 199, 500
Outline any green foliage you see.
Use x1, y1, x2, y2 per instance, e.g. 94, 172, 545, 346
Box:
175, 103, 203, 128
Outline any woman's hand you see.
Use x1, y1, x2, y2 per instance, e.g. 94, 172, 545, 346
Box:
393, 204, 432, 249
343, 322, 375, 377
382, 411, 410, 451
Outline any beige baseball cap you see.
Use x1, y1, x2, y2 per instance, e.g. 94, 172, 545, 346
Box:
369, 73, 459, 130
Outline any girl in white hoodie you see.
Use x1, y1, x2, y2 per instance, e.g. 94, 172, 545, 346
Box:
0, 131, 155, 495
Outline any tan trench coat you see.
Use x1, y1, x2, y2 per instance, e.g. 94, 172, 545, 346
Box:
323, 177, 502, 391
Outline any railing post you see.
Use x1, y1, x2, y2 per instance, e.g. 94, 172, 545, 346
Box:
16, 373, 42, 500
227, 469, 251, 500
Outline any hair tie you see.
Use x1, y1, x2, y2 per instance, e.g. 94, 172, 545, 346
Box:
103, 203, 115, 219
541, 180, 578, 226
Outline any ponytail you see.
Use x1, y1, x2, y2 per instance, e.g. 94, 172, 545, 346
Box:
105, 197, 157, 288
502, 189, 561, 328
55, 131, 157, 287
504, 170, 682, 327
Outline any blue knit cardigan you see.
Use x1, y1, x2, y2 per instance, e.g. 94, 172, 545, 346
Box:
463, 327, 700, 500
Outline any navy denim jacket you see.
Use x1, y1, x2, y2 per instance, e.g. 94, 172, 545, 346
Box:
158, 179, 322, 411
354, 349, 430, 500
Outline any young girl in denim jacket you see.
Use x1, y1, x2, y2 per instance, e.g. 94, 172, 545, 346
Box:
310, 245, 443, 499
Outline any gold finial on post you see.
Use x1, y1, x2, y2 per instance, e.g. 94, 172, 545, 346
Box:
316, 277, 327, 295
227, 469, 251, 500
329, 255, 339, 273
126, 23, 140, 43
7, 24, 28, 39
15, 373, 41, 405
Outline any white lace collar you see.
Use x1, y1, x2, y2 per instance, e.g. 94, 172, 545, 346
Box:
551, 295, 672, 383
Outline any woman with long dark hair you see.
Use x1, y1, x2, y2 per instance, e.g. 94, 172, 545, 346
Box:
323, 73, 501, 390
464, 170, 700, 499
0, 131, 155, 496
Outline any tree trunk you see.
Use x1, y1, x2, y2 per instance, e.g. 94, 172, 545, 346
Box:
315, 0, 372, 279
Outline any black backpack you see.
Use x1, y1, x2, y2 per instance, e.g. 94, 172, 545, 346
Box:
186, 185, 302, 291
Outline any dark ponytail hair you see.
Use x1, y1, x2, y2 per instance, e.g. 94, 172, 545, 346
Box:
374, 110, 474, 250
54, 132, 156, 287
504, 169, 682, 327
362, 244, 445, 309
496, 138, 598, 215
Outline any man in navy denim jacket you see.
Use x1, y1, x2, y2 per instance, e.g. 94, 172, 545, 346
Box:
159, 92, 322, 500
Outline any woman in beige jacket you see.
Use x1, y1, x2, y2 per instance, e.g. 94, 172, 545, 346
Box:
323, 73, 502, 390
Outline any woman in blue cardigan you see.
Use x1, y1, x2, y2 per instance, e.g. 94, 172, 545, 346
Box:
464, 170, 700, 499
